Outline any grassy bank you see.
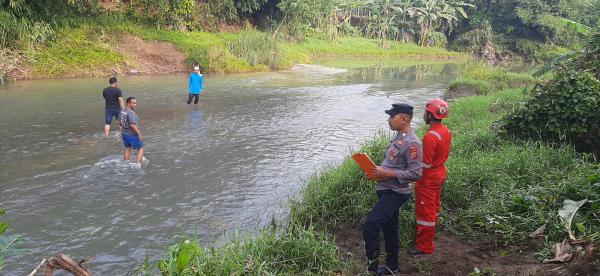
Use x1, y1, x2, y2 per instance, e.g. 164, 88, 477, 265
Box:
6, 17, 466, 80
152, 65, 598, 274
445, 63, 535, 98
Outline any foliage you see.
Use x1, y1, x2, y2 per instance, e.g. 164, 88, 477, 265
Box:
0, 209, 26, 272
423, 31, 447, 48
502, 32, 600, 156
157, 225, 346, 275
0, 0, 97, 49
410, 0, 473, 46
441, 88, 600, 247
228, 28, 283, 70
32, 25, 126, 78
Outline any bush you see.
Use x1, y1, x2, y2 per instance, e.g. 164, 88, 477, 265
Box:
502, 69, 600, 156
424, 31, 447, 48
503, 32, 600, 156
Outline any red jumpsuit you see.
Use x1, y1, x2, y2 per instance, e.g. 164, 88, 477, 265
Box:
415, 123, 451, 253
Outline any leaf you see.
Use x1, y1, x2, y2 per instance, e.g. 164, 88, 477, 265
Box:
558, 199, 588, 241
0, 223, 8, 236
0, 234, 27, 257
175, 240, 194, 273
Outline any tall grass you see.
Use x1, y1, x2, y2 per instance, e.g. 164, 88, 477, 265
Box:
441, 89, 599, 248
155, 225, 346, 275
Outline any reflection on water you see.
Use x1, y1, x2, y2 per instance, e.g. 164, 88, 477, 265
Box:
0, 62, 460, 274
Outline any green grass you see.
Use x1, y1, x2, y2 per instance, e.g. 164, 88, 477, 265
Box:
154, 225, 346, 275
291, 87, 599, 253
32, 25, 127, 78
285, 36, 466, 59
445, 63, 535, 98
22, 17, 467, 78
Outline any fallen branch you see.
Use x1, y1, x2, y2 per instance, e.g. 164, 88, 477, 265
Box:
43, 254, 94, 276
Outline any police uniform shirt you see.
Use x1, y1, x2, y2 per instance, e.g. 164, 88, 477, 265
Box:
376, 128, 423, 194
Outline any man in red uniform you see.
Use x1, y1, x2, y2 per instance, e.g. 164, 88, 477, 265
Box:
409, 99, 452, 255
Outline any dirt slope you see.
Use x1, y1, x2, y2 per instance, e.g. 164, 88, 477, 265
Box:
114, 34, 187, 75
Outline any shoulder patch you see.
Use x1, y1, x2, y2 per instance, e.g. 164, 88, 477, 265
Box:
409, 144, 419, 160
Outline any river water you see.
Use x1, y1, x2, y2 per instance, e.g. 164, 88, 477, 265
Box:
0, 61, 459, 274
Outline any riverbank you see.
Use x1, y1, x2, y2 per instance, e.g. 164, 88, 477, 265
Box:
1, 19, 466, 82
151, 66, 598, 274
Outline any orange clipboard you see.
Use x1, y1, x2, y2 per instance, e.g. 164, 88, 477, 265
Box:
352, 153, 383, 181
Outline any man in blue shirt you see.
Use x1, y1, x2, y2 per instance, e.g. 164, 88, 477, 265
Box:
187, 65, 204, 104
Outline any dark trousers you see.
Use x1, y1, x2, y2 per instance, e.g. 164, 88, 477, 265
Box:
187, 93, 199, 104
363, 190, 411, 269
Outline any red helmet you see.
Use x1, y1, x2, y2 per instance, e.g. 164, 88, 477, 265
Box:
425, 99, 449, 119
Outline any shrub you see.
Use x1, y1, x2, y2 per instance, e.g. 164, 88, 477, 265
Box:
503, 32, 600, 156
423, 31, 447, 48
502, 69, 600, 156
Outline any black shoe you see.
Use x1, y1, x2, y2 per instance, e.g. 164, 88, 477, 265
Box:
407, 246, 430, 256
377, 265, 400, 275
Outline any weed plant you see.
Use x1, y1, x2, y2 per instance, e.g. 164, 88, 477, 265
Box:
157, 225, 345, 275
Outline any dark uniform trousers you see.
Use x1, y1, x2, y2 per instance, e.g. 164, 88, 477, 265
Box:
363, 189, 411, 269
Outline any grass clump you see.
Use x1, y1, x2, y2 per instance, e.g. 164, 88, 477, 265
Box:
157, 225, 346, 275
445, 63, 534, 99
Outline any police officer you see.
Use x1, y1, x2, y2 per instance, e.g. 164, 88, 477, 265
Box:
364, 103, 423, 275
409, 99, 452, 256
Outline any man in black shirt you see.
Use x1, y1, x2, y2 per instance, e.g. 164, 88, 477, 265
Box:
102, 77, 125, 136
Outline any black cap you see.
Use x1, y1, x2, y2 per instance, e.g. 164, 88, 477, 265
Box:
385, 103, 413, 116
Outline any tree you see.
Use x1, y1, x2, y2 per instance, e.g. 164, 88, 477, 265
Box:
410, 0, 473, 46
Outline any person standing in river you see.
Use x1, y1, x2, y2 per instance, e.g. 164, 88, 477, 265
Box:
102, 77, 125, 136
119, 97, 144, 166
187, 64, 204, 104
363, 103, 423, 275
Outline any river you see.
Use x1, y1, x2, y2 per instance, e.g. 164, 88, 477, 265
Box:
0, 60, 460, 274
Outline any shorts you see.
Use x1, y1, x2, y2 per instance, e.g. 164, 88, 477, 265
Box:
122, 134, 144, 149
105, 108, 121, 124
